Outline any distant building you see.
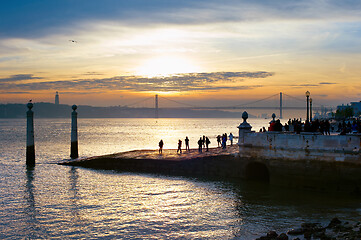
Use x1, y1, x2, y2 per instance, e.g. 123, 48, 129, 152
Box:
337, 104, 349, 111
336, 102, 361, 118
55, 91, 59, 105
350, 101, 361, 116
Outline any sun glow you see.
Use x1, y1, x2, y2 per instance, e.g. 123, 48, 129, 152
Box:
136, 56, 200, 77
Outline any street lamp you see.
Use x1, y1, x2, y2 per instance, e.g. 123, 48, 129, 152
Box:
305, 91, 310, 121
310, 98, 312, 122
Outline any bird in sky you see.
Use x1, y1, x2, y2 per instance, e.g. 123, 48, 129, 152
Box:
69, 40, 77, 43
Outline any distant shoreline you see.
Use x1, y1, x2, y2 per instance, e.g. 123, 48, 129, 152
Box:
0, 102, 256, 118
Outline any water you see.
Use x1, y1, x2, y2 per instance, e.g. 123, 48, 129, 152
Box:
0, 118, 360, 239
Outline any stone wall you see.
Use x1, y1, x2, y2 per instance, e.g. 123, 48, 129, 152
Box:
244, 132, 361, 153
237, 131, 361, 193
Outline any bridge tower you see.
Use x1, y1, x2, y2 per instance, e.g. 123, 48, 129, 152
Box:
155, 94, 159, 118
279, 92, 283, 119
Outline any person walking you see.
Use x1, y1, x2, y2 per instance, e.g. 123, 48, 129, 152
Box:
177, 139, 182, 154
185, 136, 190, 151
159, 140, 164, 154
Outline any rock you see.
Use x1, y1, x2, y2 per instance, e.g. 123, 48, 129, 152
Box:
324, 228, 337, 239
276, 233, 288, 240
287, 228, 304, 235
267, 230, 278, 239
312, 229, 326, 239
327, 217, 342, 228
301, 222, 322, 230
303, 231, 312, 240
261, 219, 360, 240
256, 236, 270, 240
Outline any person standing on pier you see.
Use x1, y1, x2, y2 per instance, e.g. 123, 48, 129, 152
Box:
177, 139, 182, 154
205, 137, 210, 152
185, 136, 190, 151
217, 135, 221, 147
228, 133, 234, 145
222, 133, 227, 149
159, 140, 164, 154
198, 137, 203, 153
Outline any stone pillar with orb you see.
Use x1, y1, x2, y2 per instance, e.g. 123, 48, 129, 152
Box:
238, 111, 252, 146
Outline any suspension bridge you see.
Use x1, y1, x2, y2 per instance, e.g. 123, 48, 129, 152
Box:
122, 92, 334, 119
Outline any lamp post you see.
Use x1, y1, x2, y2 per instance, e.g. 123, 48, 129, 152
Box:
310, 98, 312, 122
305, 91, 310, 122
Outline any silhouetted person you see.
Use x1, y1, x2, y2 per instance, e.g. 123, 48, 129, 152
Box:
274, 119, 283, 131
228, 133, 234, 145
202, 135, 205, 147
217, 135, 221, 147
325, 120, 331, 135
304, 120, 311, 132
159, 140, 164, 154
337, 122, 342, 132
205, 137, 210, 151
177, 139, 182, 154
222, 133, 227, 149
269, 121, 275, 131
198, 137, 203, 153
185, 136, 190, 151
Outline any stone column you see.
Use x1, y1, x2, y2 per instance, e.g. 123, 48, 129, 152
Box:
26, 102, 35, 166
238, 111, 252, 146
70, 105, 79, 159
271, 113, 276, 123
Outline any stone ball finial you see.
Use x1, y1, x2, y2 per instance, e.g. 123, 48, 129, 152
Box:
72, 105, 77, 111
27, 102, 33, 110
272, 113, 276, 119
242, 111, 248, 122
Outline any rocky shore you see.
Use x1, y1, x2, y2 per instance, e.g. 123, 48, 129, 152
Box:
256, 218, 361, 240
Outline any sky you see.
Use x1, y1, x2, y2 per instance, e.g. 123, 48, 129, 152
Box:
1, 0, 361, 108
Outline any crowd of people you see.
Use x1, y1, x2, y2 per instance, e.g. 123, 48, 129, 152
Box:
261, 117, 361, 135
337, 119, 361, 135
158, 132, 234, 154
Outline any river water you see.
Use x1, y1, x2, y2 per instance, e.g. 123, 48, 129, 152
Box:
0, 118, 360, 239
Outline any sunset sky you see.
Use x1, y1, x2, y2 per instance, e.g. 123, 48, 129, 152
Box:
1, 0, 361, 107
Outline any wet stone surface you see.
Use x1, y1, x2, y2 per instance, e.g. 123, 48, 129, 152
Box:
61, 144, 239, 164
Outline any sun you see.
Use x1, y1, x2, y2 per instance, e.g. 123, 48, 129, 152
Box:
136, 56, 200, 77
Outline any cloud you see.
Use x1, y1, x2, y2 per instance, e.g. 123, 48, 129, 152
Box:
0, 71, 272, 92
319, 82, 337, 85
1, 0, 361, 38
1, 91, 32, 94
286, 82, 338, 88
289, 84, 319, 87
83, 72, 104, 76
0, 74, 43, 83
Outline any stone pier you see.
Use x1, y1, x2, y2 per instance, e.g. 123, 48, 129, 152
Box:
59, 112, 361, 194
